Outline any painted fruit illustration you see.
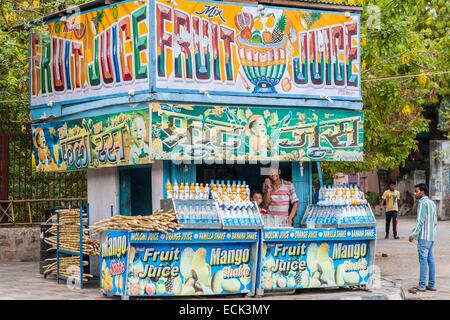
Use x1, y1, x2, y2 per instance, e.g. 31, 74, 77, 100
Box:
263, 31, 272, 44
281, 78, 292, 92
263, 276, 273, 289
145, 282, 156, 296
254, 19, 263, 31
129, 246, 136, 263
130, 283, 140, 296
335, 264, 346, 287
306, 243, 319, 273
251, 30, 263, 44
287, 275, 296, 288
221, 278, 241, 293
235, 11, 289, 94
180, 247, 195, 279
343, 271, 360, 285
295, 270, 310, 288
156, 282, 166, 295
277, 276, 287, 288
271, 14, 286, 43
241, 27, 252, 41
181, 284, 196, 295
266, 15, 276, 28
309, 272, 322, 288
212, 270, 223, 294
133, 260, 144, 278
235, 12, 254, 31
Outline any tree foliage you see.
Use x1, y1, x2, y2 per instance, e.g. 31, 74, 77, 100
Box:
324, 0, 450, 175
0, 0, 85, 129
0, 0, 449, 171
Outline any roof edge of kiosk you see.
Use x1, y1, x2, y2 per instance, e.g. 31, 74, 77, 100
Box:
14, 0, 362, 31
13, 0, 108, 30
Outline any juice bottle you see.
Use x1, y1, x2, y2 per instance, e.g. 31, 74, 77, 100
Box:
184, 182, 190, 200
179, 183, 185, 200
189, 183, 195, 200
240, 181, 246, 195
195, 183, 200, 200
166, 180, 173, 199
205, 183, 210, 199
231, 181, 237, 194
221, 180, 227, 195
173, 181, 179, 199
200, 183, 205, 199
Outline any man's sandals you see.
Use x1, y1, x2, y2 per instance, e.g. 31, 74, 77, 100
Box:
408, 286, 426, 294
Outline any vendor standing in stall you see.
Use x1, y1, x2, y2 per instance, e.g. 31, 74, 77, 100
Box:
263, 169, 298, 227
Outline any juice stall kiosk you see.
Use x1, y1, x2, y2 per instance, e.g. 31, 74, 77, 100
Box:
29, 0, 369, 298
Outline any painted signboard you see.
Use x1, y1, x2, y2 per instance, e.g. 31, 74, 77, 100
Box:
101, 231, 129, 296
30, 0, 149, 107
261, 240, 371, 290
100, 230, 259, 297
151, 103, 364, 162
155, 0, 361, 99
32, 108, 150, 172
127, 242, 254, 296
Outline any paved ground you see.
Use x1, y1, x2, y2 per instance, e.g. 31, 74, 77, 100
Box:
0, 261, 402, 300
374, 216, 450, 300
0, 217, 448, 300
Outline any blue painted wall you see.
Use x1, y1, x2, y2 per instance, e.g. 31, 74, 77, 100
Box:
292, 162, 311, 227
162, 161, 197, 198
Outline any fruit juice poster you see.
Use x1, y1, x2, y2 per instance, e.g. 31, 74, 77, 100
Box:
261, 240, 371, 290
100, 232, 129, 296
155, 0, 361, 99
30, 0, 149, 107
127, 243, 254, 296
151, 103, 364, 162
32, 108, 150, 172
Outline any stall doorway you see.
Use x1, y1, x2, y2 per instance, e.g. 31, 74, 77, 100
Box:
119, 166, 152, 216
195, 162, 310, 226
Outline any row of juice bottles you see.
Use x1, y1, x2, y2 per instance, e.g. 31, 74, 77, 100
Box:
210, 180, 251, 205
176, 202, 262, 226
166, 181, 210, 200
166, 180, 251, 203
218, 205, 262, 226
176, 203, 221, 224
317, 184, 368, 206
305, 205, 375, 225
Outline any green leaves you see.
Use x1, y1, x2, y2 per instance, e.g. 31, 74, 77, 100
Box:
0, 0, 86, 117
323, 0, 450, 174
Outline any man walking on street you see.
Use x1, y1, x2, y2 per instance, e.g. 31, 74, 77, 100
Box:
408, 183, 438, 294
380, 181, 401, 239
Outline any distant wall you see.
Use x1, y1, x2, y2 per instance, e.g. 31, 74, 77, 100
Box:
87, 167, 118, 224
0, 227, 39, 262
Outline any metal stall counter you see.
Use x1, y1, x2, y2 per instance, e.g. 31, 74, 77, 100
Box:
100, 195, 263, 299
257, 185, 377, 296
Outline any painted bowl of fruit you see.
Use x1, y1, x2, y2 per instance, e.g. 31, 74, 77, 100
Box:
235, 12, 288, 94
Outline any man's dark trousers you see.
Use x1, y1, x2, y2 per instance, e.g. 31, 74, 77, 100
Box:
385, 211, 398, 237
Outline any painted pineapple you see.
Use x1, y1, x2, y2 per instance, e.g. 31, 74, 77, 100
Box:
165, 275, 174, 293
271, 15, 287, 43
303, 12, 322, 29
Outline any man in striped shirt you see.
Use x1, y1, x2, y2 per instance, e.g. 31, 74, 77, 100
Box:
263, 169, 298, 227
408, 183, 438, 294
